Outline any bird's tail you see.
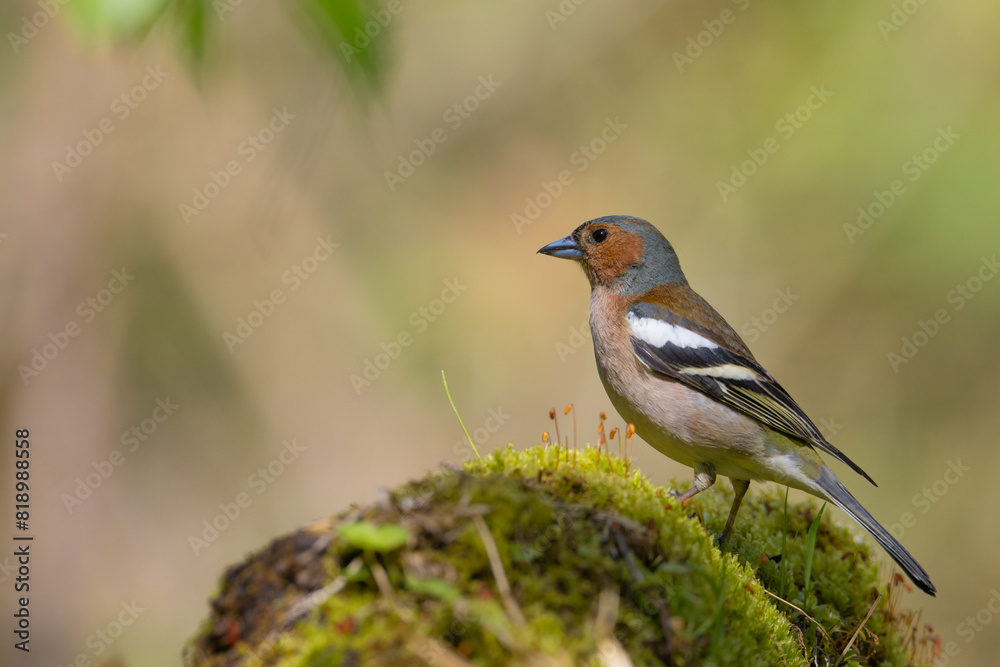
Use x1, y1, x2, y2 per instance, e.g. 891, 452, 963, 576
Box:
814, 467, 936, 596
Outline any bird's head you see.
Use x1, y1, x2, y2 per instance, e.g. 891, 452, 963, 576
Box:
538, 215, 687, 294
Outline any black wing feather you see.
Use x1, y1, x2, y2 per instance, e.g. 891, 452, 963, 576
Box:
629, 326, 876, 487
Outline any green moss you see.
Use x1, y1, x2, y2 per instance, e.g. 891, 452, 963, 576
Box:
185, 444, 929, 666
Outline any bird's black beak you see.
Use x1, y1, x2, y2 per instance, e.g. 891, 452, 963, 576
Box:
537, 234, 583, 260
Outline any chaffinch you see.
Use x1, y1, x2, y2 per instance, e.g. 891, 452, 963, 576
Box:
538, 215, 935, 596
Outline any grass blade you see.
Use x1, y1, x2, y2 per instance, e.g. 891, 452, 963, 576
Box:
441, 371, 479, 460
803, 502, 827, 598
837, 592, 883, 666
780, 486, 789, 599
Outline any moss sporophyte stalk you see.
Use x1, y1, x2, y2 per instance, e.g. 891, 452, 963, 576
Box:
186, 444, 936, 666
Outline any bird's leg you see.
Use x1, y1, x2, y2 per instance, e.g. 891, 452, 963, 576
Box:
672, 462, 716, 507
718, 478, 750, 546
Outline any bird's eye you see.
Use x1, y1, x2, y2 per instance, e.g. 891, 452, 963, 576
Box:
591, 228, 609, 243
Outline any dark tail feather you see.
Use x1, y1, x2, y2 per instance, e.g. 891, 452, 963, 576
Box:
815, 468, 936, 596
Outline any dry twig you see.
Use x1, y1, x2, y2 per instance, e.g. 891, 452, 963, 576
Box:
472, 514, 526, 626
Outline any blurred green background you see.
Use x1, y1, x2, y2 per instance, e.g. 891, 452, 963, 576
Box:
2, 0, 999, 664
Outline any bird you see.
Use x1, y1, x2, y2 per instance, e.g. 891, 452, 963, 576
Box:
537, 214, 936, 596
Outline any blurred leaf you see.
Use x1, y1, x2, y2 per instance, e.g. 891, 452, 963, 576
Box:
295, 0, 387, 93
171, 0, 212, 69
118, 231, 249, 423
64, 0, 213, 74
338, 521, 409, 552
66, 0, 169, 39
62, 0, 389, 93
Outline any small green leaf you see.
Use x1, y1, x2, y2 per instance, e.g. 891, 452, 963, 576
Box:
839, 648, 861, 667
657, 561, 690, 575
338, 521, 409, 552
404, 576, 460, 602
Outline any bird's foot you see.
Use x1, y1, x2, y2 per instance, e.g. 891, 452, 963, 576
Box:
665, 488, 695, 508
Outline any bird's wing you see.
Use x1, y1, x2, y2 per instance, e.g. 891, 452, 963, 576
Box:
625, 302, 876, 486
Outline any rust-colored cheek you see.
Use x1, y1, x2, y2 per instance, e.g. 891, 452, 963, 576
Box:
589, 230, 645, 285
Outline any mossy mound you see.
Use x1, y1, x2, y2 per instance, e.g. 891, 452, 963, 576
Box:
185, 444, 929, 666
